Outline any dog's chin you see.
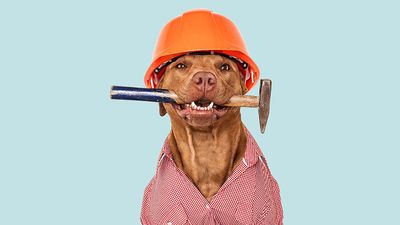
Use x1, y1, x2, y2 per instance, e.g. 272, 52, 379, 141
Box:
172, 100, 229, 127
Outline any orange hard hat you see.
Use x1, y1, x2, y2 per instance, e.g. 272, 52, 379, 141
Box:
144, 9, 260, 92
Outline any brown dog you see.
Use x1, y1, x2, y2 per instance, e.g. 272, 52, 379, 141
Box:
140, 53, 283, 224
159, 54, 248, 200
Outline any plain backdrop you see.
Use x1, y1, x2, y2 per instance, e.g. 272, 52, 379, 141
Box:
1, 0, 399, 224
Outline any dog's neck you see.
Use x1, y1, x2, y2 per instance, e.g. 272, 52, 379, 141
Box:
168, 113, 247, 201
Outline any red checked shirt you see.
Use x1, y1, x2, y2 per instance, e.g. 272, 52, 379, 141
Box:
141, 130, 284, 225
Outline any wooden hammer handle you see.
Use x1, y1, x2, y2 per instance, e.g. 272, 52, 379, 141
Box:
224, 95, 259, 107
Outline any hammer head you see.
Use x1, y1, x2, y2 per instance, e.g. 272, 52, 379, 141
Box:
258, 79, 272, 134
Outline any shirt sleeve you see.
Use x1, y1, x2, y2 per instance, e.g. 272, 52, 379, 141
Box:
258, 157, 284, 225
140, 177, 155, 225
269, 175, 284, 225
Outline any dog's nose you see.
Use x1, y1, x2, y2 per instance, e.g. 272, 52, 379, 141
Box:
192, 72, 217, 92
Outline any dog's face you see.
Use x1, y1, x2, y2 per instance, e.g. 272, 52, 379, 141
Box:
159, 54, 247, 128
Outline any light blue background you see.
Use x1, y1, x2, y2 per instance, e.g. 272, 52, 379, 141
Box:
1, 0, 399, 224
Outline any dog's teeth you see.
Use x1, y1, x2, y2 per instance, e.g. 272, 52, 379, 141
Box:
188, 102, 215, 110
207, 102, 214, 110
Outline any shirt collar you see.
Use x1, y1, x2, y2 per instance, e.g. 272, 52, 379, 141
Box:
242, 127, 264, 167
160, 133, 173, 160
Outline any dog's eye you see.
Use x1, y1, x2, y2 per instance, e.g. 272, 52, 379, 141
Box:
220, 63, 230, 71
175, 63, 186, 69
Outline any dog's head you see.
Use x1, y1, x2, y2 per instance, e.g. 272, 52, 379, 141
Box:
158, 53, 247, 128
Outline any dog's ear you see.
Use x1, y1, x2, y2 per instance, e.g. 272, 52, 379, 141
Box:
159, 103, 167, 116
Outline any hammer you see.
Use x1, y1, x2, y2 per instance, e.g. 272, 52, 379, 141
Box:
110, 79, 272, 133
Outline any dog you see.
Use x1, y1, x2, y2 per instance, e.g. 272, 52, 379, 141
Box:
140, 53, 283, 225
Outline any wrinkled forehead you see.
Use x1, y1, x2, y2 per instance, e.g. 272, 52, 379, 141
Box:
156, 52, 248, 73
150, 51, 251, 88
168, 54, 238, 67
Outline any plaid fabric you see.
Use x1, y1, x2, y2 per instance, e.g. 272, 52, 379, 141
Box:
141, 130, 283, 225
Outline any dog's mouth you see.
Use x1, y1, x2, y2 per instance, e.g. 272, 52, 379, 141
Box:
172, 98, 229, 125
174, 99, 227, 111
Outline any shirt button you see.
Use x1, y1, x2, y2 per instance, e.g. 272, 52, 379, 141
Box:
206, 203, 211, 210
167, 222, 172, 225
